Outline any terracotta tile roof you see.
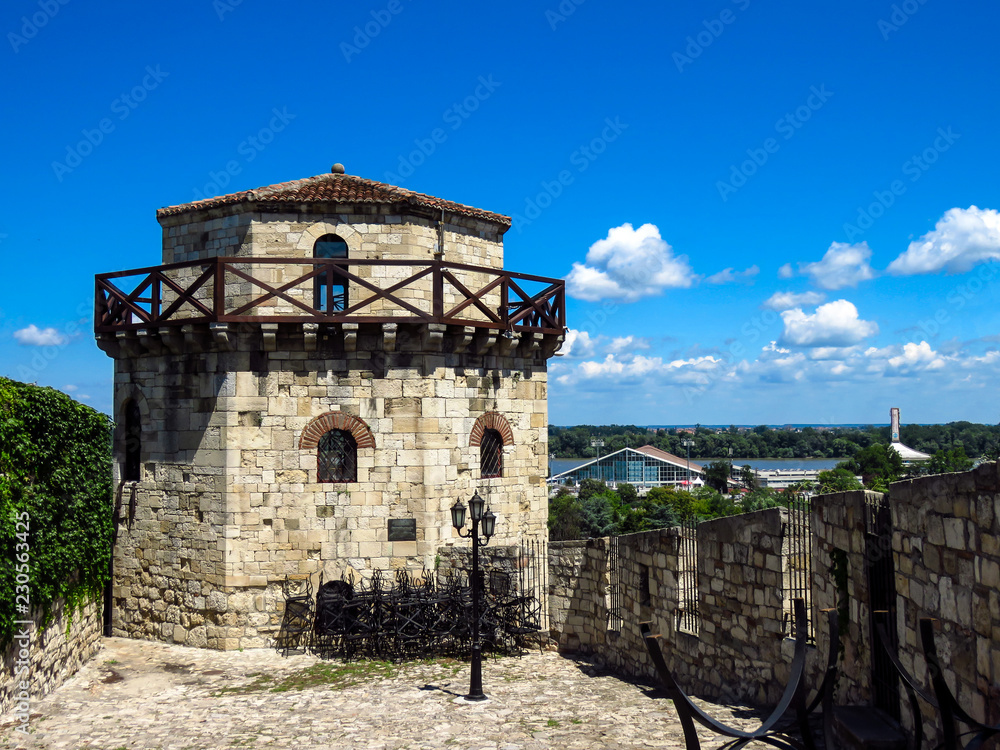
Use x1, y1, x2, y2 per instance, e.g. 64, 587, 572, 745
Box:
636, 444, 704, 473
156, 172, 511, 226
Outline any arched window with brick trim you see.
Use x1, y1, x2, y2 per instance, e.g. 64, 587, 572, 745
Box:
313, 234, 348, 312
300, 412, 375, 484
470, 412, 512, 480
124, 399, 141, 482
318, 429, 358, 483
480, 428, 503, 478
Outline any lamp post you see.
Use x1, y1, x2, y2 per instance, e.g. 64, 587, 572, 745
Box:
591, 438, 604, 482
451, 491, 497, 702
682, 439, 694, 487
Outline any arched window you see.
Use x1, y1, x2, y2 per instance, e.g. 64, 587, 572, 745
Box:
124, 399, 141, 481
313, 234, 348, 312
480, 428, 503, 479
318, 429, 358, 482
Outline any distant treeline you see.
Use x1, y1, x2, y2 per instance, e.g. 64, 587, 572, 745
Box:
548, 422, 1000, 461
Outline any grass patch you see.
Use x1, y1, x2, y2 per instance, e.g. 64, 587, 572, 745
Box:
212, 661, 399, 695
270, 661, 397, 692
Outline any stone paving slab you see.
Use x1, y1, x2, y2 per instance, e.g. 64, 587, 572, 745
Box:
1, 637, 765, 750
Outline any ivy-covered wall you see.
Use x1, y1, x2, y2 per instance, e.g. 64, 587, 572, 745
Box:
0, 378, 113, 647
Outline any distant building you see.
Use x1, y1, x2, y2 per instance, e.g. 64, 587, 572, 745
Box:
887, 407, 931, 464
549, 445, 704, 489
751, 468, 822, 490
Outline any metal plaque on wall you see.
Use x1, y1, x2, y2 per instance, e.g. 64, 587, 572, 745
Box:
387, 518, 417, 542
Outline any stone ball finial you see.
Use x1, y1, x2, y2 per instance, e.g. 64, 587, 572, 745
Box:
331, 163, 345, 174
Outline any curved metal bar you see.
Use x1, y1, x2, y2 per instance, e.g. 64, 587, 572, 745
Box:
805, 609, 840, 714
919, 619, 1000, 750
640, 597, 819, 749
874, 610, 930, 750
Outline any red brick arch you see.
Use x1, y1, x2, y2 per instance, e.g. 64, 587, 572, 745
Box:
469, 411, 513, 447
300, 412, 375, 450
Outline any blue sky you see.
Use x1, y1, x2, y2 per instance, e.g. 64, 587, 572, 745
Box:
2, 0, 999, 426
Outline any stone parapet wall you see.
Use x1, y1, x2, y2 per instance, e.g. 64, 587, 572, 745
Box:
549, 463, 1000, 734
890, 463, 1000, 733
548, 539, 608, 653
811, 489, 877, 705
0, 595, 103, 714
549, 510, 814, 707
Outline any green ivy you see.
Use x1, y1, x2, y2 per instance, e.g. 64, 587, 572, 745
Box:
0, 377, 113, 647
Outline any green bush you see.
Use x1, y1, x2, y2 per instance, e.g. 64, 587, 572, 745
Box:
0, 378, 113, 646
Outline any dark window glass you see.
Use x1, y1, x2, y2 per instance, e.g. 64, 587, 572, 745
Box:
318, 429, 358, 483
124, 400, 141, 482
313, 234, 348, 312
480, 428, 503, 479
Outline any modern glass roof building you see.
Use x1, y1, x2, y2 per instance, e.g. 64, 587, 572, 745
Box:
549, 445, 705, 489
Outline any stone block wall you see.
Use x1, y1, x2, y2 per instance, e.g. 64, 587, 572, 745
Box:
0, 595, 103, 714
104, 323, 554, 650
890, 463, 1000, 731
549, 464, 1000, 731
548, 538, 609, 653
549, 510, 816, 706
811, 489, 879, 705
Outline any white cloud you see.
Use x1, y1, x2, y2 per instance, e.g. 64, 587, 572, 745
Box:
565, 223, 696, 301
557, 351, 730, 388
807, 345, 862, 361
799, 242, 877, 290
560, 329, 598, 358
778, 263, 795, 279
761, 290, 826, 311
606, 335, 650, 354
887, 206, 1000, 275
63, 384, 79, 392
887, 341, 946, 372
706, 265, 759, 285
761, 341, 791, 355
14, 325, 68, 346
779, 300, 879, 347
578, 353, 663, 379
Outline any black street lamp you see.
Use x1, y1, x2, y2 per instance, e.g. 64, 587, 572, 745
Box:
450, 491, 497, 702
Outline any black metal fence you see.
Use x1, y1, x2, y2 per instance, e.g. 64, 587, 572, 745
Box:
782, 494, 814, 643
865, 491, 900, 720
607, 536, 623, 632
276, 547, 544, 661
677, 518, 700, 635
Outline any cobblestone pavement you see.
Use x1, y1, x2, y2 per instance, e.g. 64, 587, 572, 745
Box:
2, 637, 764, 750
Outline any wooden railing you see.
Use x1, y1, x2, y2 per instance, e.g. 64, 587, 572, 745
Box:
95, 257, 565, 334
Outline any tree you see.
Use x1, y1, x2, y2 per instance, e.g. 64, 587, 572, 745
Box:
740, 487, 781, 512
704, 461, 732, 494
841, 443, 904, 490
577, 478, 608, 503
928, 446, 973, 475
816, 468, 863, 494
617, 482, 638, 506
740, 464, 758, 491
548, 488, 583, 541
579, 492, 617, 537
646, 486, 694, 520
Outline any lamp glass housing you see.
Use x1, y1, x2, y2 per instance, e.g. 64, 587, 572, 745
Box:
469, 492, 485, 522
450, 499, 466, 530
482, 509, 497, 539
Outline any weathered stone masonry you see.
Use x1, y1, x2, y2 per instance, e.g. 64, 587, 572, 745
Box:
95, 171, 565, 650
549, 464, 1000, 740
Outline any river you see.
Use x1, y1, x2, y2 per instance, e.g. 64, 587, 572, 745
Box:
548, 456, 842, 477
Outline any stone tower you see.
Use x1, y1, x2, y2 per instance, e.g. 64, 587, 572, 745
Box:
95, 168, 565, 649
